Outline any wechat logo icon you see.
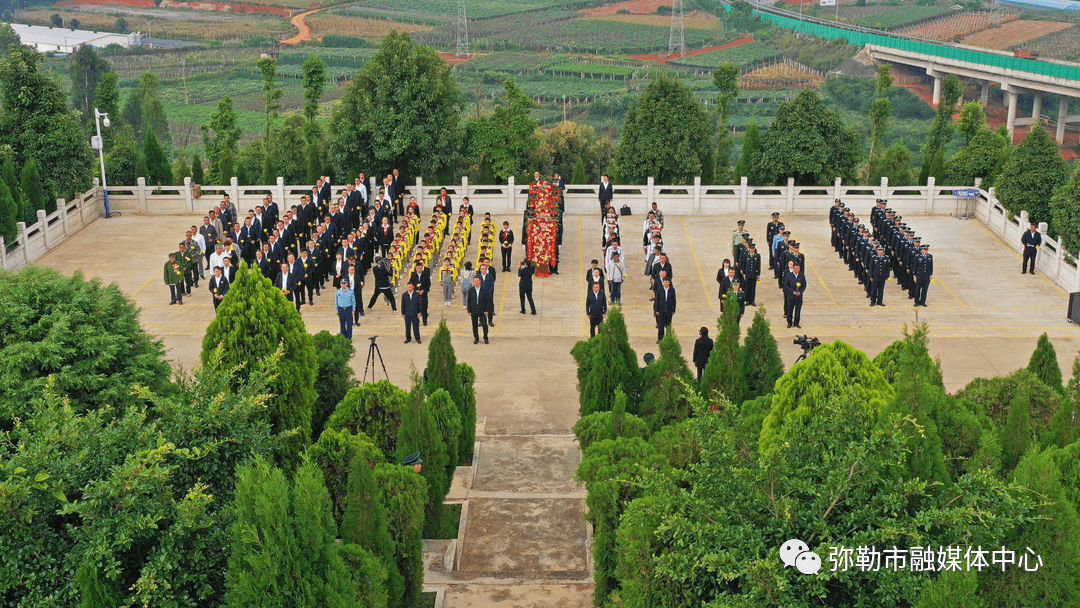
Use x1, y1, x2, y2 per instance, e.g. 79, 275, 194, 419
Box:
780, 539, 822, 575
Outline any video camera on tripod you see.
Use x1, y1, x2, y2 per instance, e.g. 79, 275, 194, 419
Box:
793, 334, 822, 363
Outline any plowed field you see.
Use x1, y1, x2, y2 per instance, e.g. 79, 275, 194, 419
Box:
961, 19, 1071, 50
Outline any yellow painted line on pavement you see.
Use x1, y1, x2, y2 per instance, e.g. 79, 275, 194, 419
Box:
679, 216, 715, 309
804, 255, 838, 307
132, 268, 163, 298
931, 276, 967, 308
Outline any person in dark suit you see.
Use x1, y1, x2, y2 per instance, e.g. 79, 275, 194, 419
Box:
220, 256, 236, 284
296, 249, 315, 304
377, 218, 394, 257
254, 249, 274, 279
914, 244, 933, 306
1021, 221, 1041, 274
654, 278, 676, 343
784, 263, 807, 328
391, 169, 405, 219
277, 262, 299, 312
518, 260, 536, 315
478, 262, 496, 326
869, 245, 891, 307
598, 174, 613, 217
466, 275, 492, 344
499, 222, 515, 272
585, 282, 607, 337
718, 267, 736, 311
742, 244, 761, 306
401, 281, 422, 344
692, 327, 713, 380
408, 262, 431, 326
319, 176, 331, 208
345, 263, 365, 322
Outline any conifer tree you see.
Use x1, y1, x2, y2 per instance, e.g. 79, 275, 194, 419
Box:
19, 158, 47, 224
306, 427, 384, 526
914, 570, 982, 608
1001, 384, 1033, 473
573, 388, 650, 452
984, 446, 1080, 606
879, 320, 950, 487
75, 563, 120, 608
191, 153, 204, 184
327, 380, 408, 458
581, 329, 636, 417
700, 289, 744, 404
733, 119, 758, 183
0, 148, 20, 221
1028, 332, 1062, 393
202, 265, 316, 466
427, 389, 462, 485
741, 307, 783, 400
342, 456, 402, 608
397, 375, 449, 538
571, 155, 587, 184
425, 320, 469, 461
172, 154, 190, 186
456, 362, 477, 459
373, 463, 426, 608
142, 128, 172, 187
640, 328, 694, 430
0, 172, 16, 244
224, 458, 360, 608
312, 331, 356, 440
1047, 353, 1080, 448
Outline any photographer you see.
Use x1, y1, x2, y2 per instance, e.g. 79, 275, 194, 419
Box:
519, 260, 536, 315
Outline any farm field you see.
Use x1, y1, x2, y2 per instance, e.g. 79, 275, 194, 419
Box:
15, 5, 292, 41
584, 13, 719, 30
850, 5, 950, 29
343, 0, 599, 19
668, 40, 779, 68
899, 10, 1020, 41
961, 19, 1073, 50
583, 0, 673, 15
1010, 24, 1080, 61
739, 60, 824, 90
306, 13, 432, 39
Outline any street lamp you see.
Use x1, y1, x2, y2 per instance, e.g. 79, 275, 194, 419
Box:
92, 108, 113, 218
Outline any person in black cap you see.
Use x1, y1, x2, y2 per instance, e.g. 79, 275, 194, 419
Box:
742, 243, 760, 306
766, 212, 785, 270
869, 244, 890, 306
692, 327, 713, 381
731, 220, 747, 260
402, 451, 423, 473
1021, 221, 1041, 274
913, 244, 933, 306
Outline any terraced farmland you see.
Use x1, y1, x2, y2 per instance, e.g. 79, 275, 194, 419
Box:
898, 10, 1020, 42
668, 40, 779, 69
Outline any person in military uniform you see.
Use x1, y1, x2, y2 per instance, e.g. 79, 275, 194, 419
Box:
773, 230, 791, 287
766, 212, 785, 270
164, 253, 185, 306
730, 220, 748, 260
869, 244, 890, 306
913, 244, 933, 307
175, 242, 197, 295
742, 244, 760, 306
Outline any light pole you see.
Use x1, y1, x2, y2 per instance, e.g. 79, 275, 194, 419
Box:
92, 108, 112, 218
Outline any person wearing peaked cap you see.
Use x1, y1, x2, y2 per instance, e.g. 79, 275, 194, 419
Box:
869, 244, 890, 307
1021, 221, 1041, 274
731, 220, 748, 260
913, 243, 933, 306
767, 212, 786, 271
402, 451, 423, 472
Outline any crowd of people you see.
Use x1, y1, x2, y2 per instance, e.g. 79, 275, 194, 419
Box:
829, 198, 934, 307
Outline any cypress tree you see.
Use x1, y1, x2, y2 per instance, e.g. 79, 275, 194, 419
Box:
1001, 384, 1033, 473
0, 174, 16, 245
142, 128, 172, 187
600, 307, 642, 409
1, 149, 20, 220
425, 320, 468, 461
342, 456, 401, 608
427, 388, 462, 486
741, 306, 783, 400
327, 381, 409, 459
700, 288, 744, 404
75, 563, 120, 608
397, 375, 449, 539
373, 463, 426, 608
733, 119, 758, 184
640, 328, 694, 430
456, 362, 477, 459
1028, 332, 1063, 393
172, 154, 190, 186
191, 153, 205, 184
914, 571, 982, 608
880, 320, 950, 487
571, 155, 587, 184
1047, 353, 1080, 448
312, 331, 356, 441
19, 158, 47, 224
201, 265, 316, 468
306, 140, 322, 184
573, 388, 650, 452
219, 145, 235, 184
581, 330, 637, 417
306, 427, 384, 527
224, 458, 360, 608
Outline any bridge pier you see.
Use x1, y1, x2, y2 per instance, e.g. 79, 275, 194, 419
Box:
1006, 86, 1018, 141
1058, 97, 1068, 143
1032, 92, 1043, 124
932, 74, 942, 105
980, 81, 990, 106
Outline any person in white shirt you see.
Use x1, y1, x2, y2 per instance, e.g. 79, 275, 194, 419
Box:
606, 252, 626, 304
605, 239, 624, 268
209, 244, 227, 271
189, 225, 207, 279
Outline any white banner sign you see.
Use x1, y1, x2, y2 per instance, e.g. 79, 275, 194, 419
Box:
820, 0, 836, 5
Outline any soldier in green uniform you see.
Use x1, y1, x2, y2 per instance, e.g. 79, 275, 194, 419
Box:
175, 242, 196, 295
731, 219, 748, 260
164, 253, 185, 306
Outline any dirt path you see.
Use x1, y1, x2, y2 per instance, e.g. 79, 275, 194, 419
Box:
282, 7, 319, 44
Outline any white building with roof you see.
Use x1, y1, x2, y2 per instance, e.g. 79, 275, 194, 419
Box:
7, 23, 140, 54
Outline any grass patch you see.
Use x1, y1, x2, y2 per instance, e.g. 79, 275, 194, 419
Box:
436, 503, 463, 540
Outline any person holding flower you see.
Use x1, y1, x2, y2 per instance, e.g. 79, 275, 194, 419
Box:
164, 253, 185, 306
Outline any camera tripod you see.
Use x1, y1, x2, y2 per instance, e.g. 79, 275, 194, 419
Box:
363, 336, 390, 384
